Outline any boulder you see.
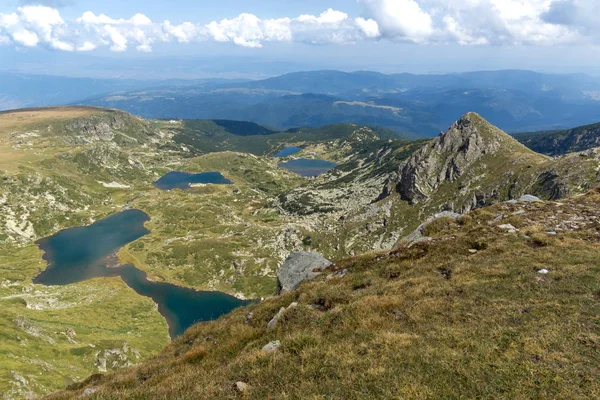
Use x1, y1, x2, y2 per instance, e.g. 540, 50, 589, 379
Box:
235, 382, 249, 393
276, 252, 332, 294
262, 340, 281, 354
519, 194, 543, 202
267, 307, 286, 330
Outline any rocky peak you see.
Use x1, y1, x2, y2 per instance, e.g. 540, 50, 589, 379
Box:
397, 113, 523, 204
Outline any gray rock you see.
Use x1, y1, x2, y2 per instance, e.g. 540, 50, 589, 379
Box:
512, 209, 526, 215
276, 252, 332, 294
519, 195, 543, 202
498, 224, 517, 231
262, 340, 281, 354
235, 381, 249, 393
81, 388, 98, 397
267, 307, 286, 330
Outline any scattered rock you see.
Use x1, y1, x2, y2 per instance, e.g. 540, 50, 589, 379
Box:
262, 340, 281, 354
234, 382, 249, 393
267, 307, 286, 330
468, 249, 478, 254
245, 312, 254, 325
538, 269, 549, 275
81, 388, 98, 397
512, 209, 526, 215
498, 224, 518, 233
276, 252, 332, 294
519, 195, 543, 203
546, 231, 557, 236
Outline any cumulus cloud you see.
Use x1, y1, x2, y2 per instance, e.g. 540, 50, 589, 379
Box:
361, 0, 432, 42
0, 1, 599, 52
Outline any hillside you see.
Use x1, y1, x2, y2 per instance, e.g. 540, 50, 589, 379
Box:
2, 106, 600, 398
514, 122, 600, 156
48, 188, 600, 399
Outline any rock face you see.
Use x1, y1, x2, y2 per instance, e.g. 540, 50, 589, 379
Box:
398, 113, 505, 204
63, 110, 157, 145
276, 251, 332, 294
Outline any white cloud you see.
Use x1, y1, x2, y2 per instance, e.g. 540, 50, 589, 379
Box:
77, 41, 95, 51
361, 0, 433, 42
0, 1, 599, 53
355, 17, 380, 39
12, 29, 39, 46
162, 21, 200, 43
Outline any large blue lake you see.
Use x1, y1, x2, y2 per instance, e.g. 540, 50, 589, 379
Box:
278, 158, 337, 177
154, 171, 231, 190
274, 146, 302, 157
34, 210, 248, 337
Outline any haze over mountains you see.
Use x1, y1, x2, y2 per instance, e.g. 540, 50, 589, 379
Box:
3, 69, 600, 138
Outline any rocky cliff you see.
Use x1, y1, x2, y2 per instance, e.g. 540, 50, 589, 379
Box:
398, 112, 543, 205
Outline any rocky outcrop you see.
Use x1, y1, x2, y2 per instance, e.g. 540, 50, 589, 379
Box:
276, 251, 332, 294
398, 113, 507, 204
63, 110, 157, 145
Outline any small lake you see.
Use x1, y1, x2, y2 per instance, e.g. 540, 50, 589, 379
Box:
278, 158, 337, 177
154, 171, 231, 191
274, 146, 302, 157
34, 210, 248, 337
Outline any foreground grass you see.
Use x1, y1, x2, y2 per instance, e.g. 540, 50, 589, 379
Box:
49, 189, 600, 399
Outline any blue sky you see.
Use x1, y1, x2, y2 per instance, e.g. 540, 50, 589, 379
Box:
1, 0, 600, 78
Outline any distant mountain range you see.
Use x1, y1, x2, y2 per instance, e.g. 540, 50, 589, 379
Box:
3, 69, 600, 137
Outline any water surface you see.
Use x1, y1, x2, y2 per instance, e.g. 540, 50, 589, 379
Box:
34, 209, 248, 337
278, 158, 337, 177
274, 146, 301, 157
154, 171, 231, 190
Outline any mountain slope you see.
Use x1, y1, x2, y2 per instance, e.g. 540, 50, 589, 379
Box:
514, 122, 600, 156
3, 107, 600, 398
48, 188, 600, 399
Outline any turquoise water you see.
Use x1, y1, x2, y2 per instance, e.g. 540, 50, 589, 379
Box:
34, 210, 248, 337
274, 146, 302, 157
278, 158, 337, 177
154, 171, 231, 190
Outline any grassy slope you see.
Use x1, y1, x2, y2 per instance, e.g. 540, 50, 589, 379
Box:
50, 188, 600, 399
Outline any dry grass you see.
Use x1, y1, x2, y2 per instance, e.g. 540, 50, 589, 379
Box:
46, 189, 600, 400
0, 107, 102, 133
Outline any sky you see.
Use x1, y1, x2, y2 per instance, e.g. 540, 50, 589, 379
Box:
1, 0, 600, 78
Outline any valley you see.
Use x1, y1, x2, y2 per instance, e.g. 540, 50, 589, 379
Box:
1, 106, 600, 398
